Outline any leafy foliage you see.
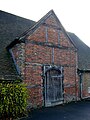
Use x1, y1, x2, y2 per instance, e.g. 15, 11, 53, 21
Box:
0, 81, 28, 119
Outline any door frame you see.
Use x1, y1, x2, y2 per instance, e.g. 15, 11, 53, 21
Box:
42, 65, 64, 107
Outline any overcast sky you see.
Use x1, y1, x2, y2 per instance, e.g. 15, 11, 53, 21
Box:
0, 0, 90, 47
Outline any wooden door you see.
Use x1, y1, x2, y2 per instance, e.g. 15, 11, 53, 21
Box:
45, 69, 63, 107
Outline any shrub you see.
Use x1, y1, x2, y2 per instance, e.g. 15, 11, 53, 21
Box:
0, 81, 28, 119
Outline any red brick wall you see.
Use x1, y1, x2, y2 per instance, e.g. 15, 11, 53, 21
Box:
82, 73, 90, 98
24, 64, 43, 107
11, 14, 78, 107
25, 44, 52, 64
27, 25, 45, 42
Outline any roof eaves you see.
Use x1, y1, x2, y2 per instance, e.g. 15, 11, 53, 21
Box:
6, 38, 25, 50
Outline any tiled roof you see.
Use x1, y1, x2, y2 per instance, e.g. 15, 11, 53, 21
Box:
0, 10, 90, 79
0, 10, 35, 79
68, 32, 90, 69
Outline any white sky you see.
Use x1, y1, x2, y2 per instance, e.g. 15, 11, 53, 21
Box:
0, 0, 90, 47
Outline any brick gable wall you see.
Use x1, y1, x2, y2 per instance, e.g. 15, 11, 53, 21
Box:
11, 14, 78, 108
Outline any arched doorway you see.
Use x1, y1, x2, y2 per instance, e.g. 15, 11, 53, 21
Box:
43, 66, 64, 107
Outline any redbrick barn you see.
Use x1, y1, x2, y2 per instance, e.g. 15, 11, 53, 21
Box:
1, 10, 90, 108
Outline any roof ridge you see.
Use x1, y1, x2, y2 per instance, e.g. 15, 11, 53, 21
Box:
7, 9, 77, 49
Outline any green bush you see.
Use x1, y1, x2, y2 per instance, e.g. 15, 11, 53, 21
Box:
0, 81, 28, 119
